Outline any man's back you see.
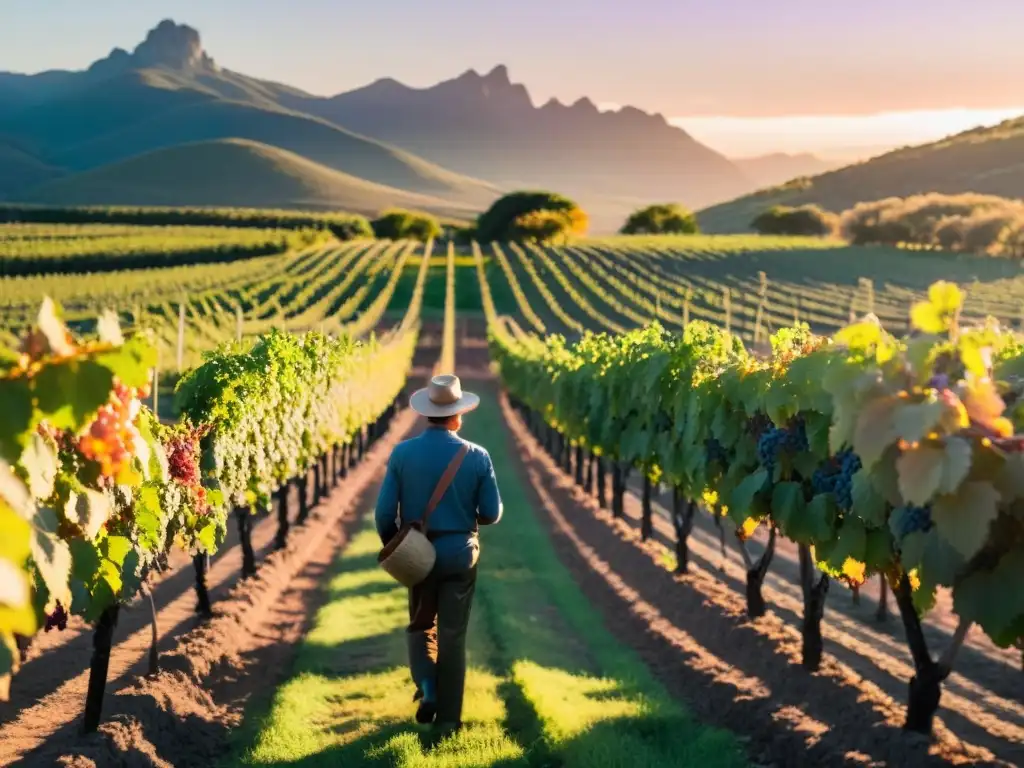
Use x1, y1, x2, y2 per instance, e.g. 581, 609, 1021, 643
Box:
374, 425, 502, 570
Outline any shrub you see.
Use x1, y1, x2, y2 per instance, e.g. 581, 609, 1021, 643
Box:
837, 193, 1024, 256
750, 204, 836, 237
371, 209, 442, 242
475, 191, 588, 242
509, 210, 578, 244
620, 203, 698, 235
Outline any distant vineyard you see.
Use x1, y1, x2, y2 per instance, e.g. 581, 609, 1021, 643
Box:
0, 223, 328, 276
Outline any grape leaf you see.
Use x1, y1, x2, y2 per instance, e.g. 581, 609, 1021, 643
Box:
21, 433, 57, 500
34, 359, 114, 433
771, 481, 807, 542
0, 379, 34, 463
954, 550, 1024, 647
726, 469, 768, 519
893, 399, 944, 444
851, 470, 887, 527
896, 438, 971, 505
103, 535, 133, 568
36, 298, 74, 357
96, 311, 124, 346
931, 481, 1000, 560
28, 507, 72, 610
853, 396, 901, 469
64, 488, 111, 540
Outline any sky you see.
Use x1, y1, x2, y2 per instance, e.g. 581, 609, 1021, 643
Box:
4, 0, 1024, 158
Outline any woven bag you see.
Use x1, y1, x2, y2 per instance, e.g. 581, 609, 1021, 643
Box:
378, 444, 469, 587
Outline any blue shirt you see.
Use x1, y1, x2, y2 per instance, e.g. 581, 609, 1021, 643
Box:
375, 426, 503, 571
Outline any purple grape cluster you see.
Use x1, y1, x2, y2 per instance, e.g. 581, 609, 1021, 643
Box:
705, 437, 728, 467
757, 420, 809, 473
44, 601, 68, 632
893, 505, 934, 538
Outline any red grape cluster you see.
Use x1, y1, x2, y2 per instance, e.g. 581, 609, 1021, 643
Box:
166, 425, 210, 515
77, 379, 138, 478
44, 601, 68, 632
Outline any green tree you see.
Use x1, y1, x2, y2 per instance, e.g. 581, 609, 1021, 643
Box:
751, 204, 836, 237
371, 209, 442, 242
620, 203, 698, 235
475, 191, 587, 242
509, 210, 576, 244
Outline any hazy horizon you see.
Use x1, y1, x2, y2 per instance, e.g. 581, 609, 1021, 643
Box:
5, 1, 1024, 158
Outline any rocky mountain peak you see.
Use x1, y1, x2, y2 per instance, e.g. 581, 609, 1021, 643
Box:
131, 19, 215, 70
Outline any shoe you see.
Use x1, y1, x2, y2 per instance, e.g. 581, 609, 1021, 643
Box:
415, 699, 437, 724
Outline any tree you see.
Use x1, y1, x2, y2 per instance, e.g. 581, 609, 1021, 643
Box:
371, 209, 442, 242
620, 203, 698, 235
475, 191, 588, 242
510, 210, 576, 244
751, 205, 836, 237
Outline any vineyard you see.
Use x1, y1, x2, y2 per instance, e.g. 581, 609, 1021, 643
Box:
1, 214, 1022, 767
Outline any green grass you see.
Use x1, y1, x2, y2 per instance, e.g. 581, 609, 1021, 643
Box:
232, 391, 745, 767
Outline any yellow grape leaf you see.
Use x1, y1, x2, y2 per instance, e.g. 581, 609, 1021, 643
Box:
842, 557, 866, 588
910, 302, 947, 335
936, 389, 970, 433
834, 320, 882, 350
893, 399, 944, 444
931, 481, 1000, 560
929, 281, 964, 314
853, 395, 901, 469
897, 437, 972, 503
958, 335, 990, 378
737, 516, 760, 541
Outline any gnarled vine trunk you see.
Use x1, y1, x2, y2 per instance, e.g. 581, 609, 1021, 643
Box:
275, 483, 290, 549
193, 553, 212, 616
742, 526, 776, 618
798, 543, 829, 670
596, 457, 607, 509
671, 490, 696, 573
83, 605, 120, 733
640, 473, 654, 540
236, 507, 257, 578
574, 445, 585, 486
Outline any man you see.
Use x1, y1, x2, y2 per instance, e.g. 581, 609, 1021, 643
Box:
374, 374, 503, 733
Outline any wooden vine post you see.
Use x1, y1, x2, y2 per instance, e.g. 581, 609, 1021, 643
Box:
82, 605, 120, 733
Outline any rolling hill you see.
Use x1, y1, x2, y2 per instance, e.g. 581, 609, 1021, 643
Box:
699, 117, 1024, 232
0, 141, 62, 198
0, 21, 498, 213
730, 153, 838, 190
20, 138, 476, 217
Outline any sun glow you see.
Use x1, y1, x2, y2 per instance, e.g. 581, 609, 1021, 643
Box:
596, 104, 1024, 160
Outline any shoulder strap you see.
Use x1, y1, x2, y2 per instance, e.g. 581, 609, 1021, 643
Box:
421, 444, 470, 532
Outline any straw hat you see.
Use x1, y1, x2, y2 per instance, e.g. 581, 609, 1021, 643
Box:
410, 374, 480, 418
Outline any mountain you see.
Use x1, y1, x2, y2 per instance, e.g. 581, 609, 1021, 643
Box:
290, 65, 750, 210
731, 153, 838, 190
21, 138, 474, 217
0, 140, 62, 198
699, 118, 1024, 232
0, 21, 497, 211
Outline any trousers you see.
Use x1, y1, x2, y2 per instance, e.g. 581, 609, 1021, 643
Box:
406, 562, 478, 725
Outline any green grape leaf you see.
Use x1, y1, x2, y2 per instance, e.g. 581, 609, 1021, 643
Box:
896, 438, 971, 505
196, 520, 219, 553
21, 433, 57, 500
94, 336, 156, 389
851, 470, 887, 527
804, 493, 838, 545
771, 481, 807, 540
897, 528, 928, 568
103, 535, 133, 569
118, 550, 141, 601
34, 359, 114, 432
953, 550, 1024, 647
0, 379, 34, 463
931, 481, 1000, 560
864, 527, 895, 574
69, 537, 101, 584
727, 469, 768, 519
29, 507, 72, 610
64, 488, 111, 541
893, 399, 943, 444
134, 486, 163, 552
853, 396, 900, 469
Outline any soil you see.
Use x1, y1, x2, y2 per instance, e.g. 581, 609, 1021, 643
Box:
0, 404, 420, 767
498, 391, 1024, 768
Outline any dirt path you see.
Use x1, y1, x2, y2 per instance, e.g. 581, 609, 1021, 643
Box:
0, 404, 419, 767
624, 476, 1021, 701
499, 392, 1022, 766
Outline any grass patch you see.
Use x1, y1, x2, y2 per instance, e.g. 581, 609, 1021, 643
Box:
233, 391, 745, 767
